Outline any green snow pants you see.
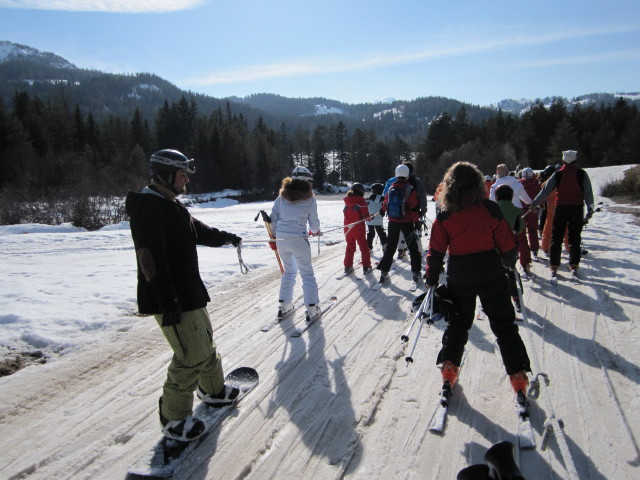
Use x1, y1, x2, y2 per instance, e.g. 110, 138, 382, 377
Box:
154, 308, 225, 421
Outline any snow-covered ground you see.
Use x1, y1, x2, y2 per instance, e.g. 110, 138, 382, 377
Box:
0, 165, 638, 479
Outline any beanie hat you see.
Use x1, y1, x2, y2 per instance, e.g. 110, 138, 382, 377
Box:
562, 150, 577, 163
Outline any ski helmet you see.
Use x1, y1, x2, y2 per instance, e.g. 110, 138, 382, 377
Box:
395, 164, 410, 179
149, 149, 195, 188
540, 165, 556, 182
291, 166, 313, 181
351, 183, 365, 195
562, 150, 578, 164
371, 183, 384, 194
521, 167, 534, 178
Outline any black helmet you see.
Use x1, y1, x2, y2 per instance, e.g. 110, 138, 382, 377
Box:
371, 183, 384, 194
540, 165, 556, 182
351, 183, 365, 195
149, 149, 195, 189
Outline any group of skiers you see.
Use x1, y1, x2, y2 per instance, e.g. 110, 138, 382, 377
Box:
126, 146, 594, 443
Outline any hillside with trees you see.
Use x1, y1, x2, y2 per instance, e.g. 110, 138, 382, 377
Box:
0, 40, 638, 228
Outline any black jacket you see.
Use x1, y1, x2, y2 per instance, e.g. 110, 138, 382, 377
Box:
125, 187, 236, 315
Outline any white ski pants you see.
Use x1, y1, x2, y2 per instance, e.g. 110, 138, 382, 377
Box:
277, 236, 319, 306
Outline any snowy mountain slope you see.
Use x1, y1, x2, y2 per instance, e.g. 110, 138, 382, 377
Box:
0, 166, 638, 479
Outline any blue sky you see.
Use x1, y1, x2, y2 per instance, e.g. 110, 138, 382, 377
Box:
1, 0, 639, 105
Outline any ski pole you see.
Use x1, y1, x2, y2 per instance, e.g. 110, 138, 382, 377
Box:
405, 286, 435, 364
515, 270, 579, 480
254, 210, 284, 274
401, 287, 433, 342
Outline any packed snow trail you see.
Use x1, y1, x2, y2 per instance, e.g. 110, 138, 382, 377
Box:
1, 181, 639, 479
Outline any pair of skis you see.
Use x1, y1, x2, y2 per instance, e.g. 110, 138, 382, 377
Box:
427, 369, 536, 450
259, 297, 338, 336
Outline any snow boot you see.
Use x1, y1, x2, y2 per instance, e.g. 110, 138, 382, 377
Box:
441, 360, 460, 387
509, 371, 529, 395
412, 272, 421, 284
197, 384, 240, 407
379, 271, 389, 284
344, 266, 354, 275
305, 304, 322, 323
550, 268, 558, 285
278, 301, 294, 319
363, 266, 373, 275
159, 397, 206, 441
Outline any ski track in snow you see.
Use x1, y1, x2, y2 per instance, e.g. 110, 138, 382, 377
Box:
0, 165, 639, 479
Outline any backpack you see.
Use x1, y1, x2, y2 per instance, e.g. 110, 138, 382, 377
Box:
387, 183, 413, 219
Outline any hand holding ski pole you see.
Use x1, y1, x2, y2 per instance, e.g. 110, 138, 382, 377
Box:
255, 210, 284, 274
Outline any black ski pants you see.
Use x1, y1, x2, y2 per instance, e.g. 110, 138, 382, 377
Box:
550, 205, 584, 269
436, 274, 531, 375
377, 221, 422, 274
367, 225, 388, 250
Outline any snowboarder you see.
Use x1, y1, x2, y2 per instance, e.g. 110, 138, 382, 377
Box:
125, 149, 243, 442
378, 164, 423, 286
343, 183, 373, 275
269, 166, 322, 322
529, 150, 595, 282
424, 161, 531, 395
365, 182, 388, 253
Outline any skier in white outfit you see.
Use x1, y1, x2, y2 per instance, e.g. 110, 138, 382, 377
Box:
270, 166, 322, 322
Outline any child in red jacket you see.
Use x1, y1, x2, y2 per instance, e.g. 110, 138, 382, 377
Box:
343, 183, 373, 275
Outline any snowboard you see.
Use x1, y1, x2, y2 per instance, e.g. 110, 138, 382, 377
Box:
127, 367, 259, 478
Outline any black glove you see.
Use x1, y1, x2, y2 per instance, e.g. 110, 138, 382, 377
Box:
379, 209, 386, 217
228, 234, 242, 247
161, 307, 182, 327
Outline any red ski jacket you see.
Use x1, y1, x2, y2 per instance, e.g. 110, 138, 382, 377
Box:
343, 195, 369, 235
425, 200, 517, 286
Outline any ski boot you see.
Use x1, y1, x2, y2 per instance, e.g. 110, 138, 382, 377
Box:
509, 371, 529, 396
441, 360, 460, 387
159, 397, 206, 441
305, 304, 322, 323
344, 266, 354, 275
278, 301, 295, 319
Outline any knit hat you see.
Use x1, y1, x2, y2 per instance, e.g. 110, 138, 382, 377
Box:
562, 150, 577, 163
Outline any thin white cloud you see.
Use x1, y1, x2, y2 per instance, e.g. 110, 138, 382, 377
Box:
186, 23, 640, 86
0, 0, 205, 13
508, 49, 640, 68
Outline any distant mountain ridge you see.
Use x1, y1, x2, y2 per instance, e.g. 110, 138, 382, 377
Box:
1, 40, 638, 138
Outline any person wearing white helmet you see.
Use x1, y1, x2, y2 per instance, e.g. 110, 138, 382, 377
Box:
530, 150, 594, 283
377, 164, 423, 285
269, 166, 322, 322
519, 167, 542, 263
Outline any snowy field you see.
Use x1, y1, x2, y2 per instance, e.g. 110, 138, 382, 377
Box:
0, 165, 638, 479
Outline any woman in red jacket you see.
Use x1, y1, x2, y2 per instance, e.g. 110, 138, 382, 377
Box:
343, 183, 372, 275
424, 162, 531, 395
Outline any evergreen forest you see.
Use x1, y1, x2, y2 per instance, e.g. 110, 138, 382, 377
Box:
1, 88, 638, 227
